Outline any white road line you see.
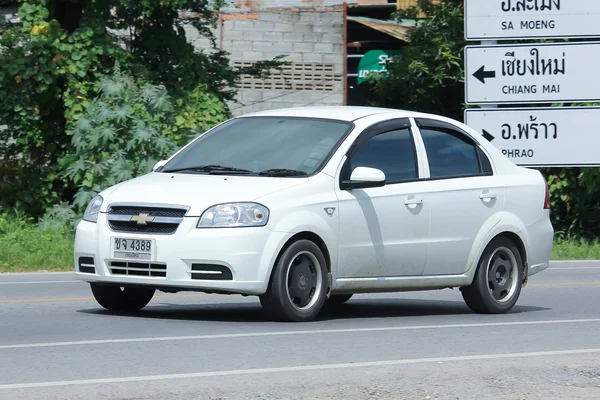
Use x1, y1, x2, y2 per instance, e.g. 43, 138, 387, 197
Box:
2, 348, 600, 390
2, 318, 600, 350
549, 267, 600, 270
0, 280, 80, 285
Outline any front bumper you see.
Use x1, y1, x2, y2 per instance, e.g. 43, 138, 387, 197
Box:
73, 213, 290, 295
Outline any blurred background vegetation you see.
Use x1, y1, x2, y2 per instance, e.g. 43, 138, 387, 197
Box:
0, 0, 280, 218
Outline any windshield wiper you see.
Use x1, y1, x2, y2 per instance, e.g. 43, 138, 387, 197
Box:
258, 169, 308, 177
162, 164, 253, 174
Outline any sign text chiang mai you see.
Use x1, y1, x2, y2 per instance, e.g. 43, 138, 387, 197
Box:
465, 42, 600, 105
465, 0, 600, 40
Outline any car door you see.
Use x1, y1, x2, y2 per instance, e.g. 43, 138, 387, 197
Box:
414, 118, 505, 276
335, 118, 430, 278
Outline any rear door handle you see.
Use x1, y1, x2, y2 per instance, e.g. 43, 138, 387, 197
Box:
404, 198, 423, 206
479, 192, 497, 200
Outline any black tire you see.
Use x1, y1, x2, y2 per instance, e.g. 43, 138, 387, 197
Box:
327, 294, 353, 305
259, 240, 328, 322
90, 283, 155, 312
461, 236, 524, 314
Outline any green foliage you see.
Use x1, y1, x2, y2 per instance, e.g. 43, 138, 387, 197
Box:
62, 71, 227, 212
369, 0, 466, 121
0, 212, 74, 272
544, 168, 600, 240
0, 0, 281, 218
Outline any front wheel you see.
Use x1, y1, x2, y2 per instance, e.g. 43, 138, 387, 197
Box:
90, 283, 155, 312
461, 237, 523, 314
260, 240, 328, 322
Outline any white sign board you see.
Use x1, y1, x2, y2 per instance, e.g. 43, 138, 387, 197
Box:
465, 0, 600, 40
465, 42, 600, 105
465, 107, 600, 166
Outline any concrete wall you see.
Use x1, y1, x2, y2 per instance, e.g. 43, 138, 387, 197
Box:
187, 7, 345, 116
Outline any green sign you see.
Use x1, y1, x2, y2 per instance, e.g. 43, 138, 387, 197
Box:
357, 50, 401, 84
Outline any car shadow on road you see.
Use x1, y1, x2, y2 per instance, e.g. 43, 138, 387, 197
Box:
77, 297, 549, 323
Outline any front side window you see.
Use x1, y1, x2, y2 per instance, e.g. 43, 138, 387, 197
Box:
350, 128, 418, 184
162, 117, 352, 176
420, 128, 482, 179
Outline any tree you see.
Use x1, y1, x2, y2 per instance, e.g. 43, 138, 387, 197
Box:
369, 0, 466, 121
0, 0, 281, 216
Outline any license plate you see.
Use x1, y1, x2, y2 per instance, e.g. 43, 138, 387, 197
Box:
112, 238, 155, 261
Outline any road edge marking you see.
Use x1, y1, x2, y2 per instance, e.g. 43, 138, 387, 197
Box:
2, 348, 600, 390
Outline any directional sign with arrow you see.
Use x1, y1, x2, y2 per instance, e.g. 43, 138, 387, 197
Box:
465, 42, 600, 105
473, 66, 496, 84
465, 107, 600, 167
481, 129, 495, 142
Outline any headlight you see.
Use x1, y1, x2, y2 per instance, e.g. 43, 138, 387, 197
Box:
83, 195, 103, 223
197, 203, 269, 228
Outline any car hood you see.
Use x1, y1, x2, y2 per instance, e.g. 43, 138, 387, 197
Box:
99, 172, 308, 216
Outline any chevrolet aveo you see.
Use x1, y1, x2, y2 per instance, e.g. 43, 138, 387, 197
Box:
74, 106, 554, 322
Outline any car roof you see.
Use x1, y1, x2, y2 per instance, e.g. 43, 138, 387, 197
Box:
238, 106, 422, 122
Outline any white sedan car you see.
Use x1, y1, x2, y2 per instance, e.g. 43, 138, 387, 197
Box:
74, 106, 554, 322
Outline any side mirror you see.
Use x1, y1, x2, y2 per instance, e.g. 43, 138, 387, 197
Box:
341, 167, 386, 190
153, 160, 167, 172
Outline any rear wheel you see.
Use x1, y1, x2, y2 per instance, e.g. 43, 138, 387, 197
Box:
327, 294, 353, 305
90, 283, 155, 312
461, 237, 523, 314
260, 240, 328, 322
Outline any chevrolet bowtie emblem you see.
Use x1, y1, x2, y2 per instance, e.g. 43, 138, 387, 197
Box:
130, 213, 155, 225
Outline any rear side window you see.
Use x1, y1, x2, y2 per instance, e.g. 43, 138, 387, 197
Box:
420, 128, 484, 179
350, 128, 417, 184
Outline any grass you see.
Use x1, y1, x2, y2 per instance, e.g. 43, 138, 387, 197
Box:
0, 213, 74, 273
551, 240, 600, 261
0, 214, 598, 273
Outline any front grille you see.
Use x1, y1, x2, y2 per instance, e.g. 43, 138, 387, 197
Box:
109, 261, 167, 277
106, 203, 189, 234
191, 264, 233, 281
109, 206, 187, 218
78, 257, 95, 274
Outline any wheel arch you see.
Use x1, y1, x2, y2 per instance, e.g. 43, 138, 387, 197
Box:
496, 231, 528, 268
272, 231, 332, 274
467, 230, 528, 286
465, 212, 529, 283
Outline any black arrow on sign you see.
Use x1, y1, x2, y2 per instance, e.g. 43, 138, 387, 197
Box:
473, 66, 496, 84
482, 129, 495, 142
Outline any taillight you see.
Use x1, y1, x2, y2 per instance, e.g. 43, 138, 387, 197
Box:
543, 180, 550, 209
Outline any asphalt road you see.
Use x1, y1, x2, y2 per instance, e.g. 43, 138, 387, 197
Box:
1, 261, 600, 400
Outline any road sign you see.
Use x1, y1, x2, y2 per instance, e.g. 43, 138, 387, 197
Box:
465, 42, 600, 105
464, 107, 600, 167
465, 0, 600, 41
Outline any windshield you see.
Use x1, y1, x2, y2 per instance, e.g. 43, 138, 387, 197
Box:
162, 117, 353, 176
